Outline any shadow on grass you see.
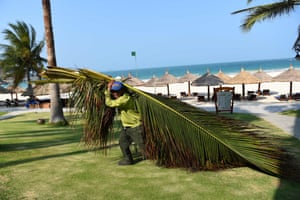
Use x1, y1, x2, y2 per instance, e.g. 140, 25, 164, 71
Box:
0, 123, 84, 152
274, 106, 300, 200
0, 143, 119, 169
0, 121, 83, 137
0, 129, 72, 138
0, 149, 88, 168
0, 135, 80, 152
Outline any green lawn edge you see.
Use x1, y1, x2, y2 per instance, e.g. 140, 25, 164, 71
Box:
1, 112, 300, 200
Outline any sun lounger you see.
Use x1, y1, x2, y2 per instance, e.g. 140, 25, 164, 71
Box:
197, 95, 205, 102
292, 93, 300, 100
262, 89, 270, 96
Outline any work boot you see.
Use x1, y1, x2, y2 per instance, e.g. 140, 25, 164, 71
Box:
118, 150, 134, 165
118, 158, 133, 165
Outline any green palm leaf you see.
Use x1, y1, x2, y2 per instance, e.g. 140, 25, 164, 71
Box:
232, 1, 300, 31
40, 66, 300, 180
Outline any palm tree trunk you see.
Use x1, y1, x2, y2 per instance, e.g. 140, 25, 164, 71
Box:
42, 0, 67, 124
26, 68, 33, 96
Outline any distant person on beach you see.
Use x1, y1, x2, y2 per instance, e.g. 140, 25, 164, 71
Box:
105, 80, 145, 165
25, 96, 39, 108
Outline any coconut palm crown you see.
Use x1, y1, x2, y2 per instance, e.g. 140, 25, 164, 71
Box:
0, 21, 46, 91
232, 1, 300, 56
40, 66, 300, 181
232, 0, 300, 31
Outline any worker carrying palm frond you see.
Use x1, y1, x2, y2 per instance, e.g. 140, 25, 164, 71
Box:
105, 80, 145, 165
40, 66, 300, 182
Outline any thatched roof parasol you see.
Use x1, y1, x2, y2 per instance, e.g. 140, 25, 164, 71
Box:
156, 71, 178, 86
229, 68, 260, 97
272, 65, 300, 82
253, 68, 273, 82
192, 72, 224, 101
252, 68, 273, 94
22, 83, 72, 96
143, 75, 159, 87
155, 71, 178, 96
33, 84, 50, 96
178, 70, 198, 83
192, 72, 224, 86
7, 85, 26, 100
229, 68, 260, 84
7, 85, 26, 93
178, 71, 199, 96
216, 70, 232, 84
272, 65, 300, 98
123, 73, 144, 86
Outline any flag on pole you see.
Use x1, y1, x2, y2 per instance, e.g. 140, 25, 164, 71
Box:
131, 51, 136, 56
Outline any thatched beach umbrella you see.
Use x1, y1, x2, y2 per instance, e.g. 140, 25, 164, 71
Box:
253, 68, 273, 94
7, 85, 26, 100
22, 88, 33, 97
143, 75, 159, 87
156, 71, 178, 85
272, 65, 300, 98
192, 72, 224, 101
33, 84, 50, 96
229, 68, 259, 98
178, 70, 199, 96
253, 68, 273, 82
123, 73, 144, 86
22, 83, 72, 97
216, 69, 232, 84
178, 70, 198, 83
156, 71, 178, 96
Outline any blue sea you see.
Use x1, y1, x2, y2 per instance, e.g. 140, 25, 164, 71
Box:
103, 57, 300, 81
1, 58, 299, 89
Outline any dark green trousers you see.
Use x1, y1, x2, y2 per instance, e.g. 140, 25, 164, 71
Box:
119, 125, 144, 160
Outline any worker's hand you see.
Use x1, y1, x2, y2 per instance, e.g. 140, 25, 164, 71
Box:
107, 80, 115, 90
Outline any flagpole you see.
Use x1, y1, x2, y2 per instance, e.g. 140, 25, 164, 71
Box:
131, 51, 137, 77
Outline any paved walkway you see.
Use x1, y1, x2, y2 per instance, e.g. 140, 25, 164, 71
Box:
1, 100, 300, 140
187, 100, 300, 140
0, 107, 51, 120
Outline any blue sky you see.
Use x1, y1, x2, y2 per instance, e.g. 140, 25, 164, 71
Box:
0, 0, 299, 72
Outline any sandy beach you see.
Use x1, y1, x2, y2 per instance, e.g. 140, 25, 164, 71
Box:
1, 81, 299, 102
133, 69, 300, 101
1, 69, 300, 102
136, 81, 300, 102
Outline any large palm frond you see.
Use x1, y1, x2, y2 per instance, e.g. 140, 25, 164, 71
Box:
232, 1, 300, 31
40, 66, 300, 181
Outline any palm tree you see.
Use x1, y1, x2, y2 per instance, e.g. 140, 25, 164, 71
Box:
42, 0, 67, 124
0, 21, 46, 94
293, 25, 300, 59
232, 0, 300, 56
40, 66, 300, 181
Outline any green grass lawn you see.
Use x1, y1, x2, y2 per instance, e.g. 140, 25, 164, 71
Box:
280, 109, 300, 117
1, 112, 300, 200
0, 111, 7, 117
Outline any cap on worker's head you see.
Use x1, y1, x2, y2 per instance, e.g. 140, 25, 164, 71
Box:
110, 81, 124, 91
